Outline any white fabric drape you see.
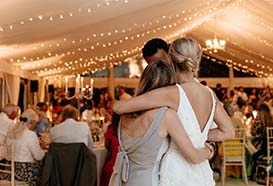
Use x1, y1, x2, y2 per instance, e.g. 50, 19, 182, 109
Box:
38, 78, 45, 102
4, 73, 20, 105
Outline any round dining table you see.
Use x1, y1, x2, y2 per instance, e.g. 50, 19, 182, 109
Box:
93, 142, 108, 186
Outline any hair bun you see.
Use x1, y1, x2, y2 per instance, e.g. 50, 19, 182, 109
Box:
185, 57, 198, 69
19, 116, 28, 122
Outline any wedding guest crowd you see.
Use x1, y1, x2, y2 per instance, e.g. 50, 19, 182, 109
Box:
2, 108, 45, 186
0, 35, 273, 185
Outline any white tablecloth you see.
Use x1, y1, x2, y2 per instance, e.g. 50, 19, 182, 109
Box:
93, 143, 108, 186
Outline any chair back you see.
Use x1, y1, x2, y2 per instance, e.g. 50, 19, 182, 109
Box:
255, 127, 273, 185
221, 128, 248, 186
223, 128, 246, 163
266, 127, 273, 163
0, 144, 15, 186
40, 143, 97, 186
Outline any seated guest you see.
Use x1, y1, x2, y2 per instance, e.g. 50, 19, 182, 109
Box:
35, 102, 50, 136
250, 103, 273, 180
4, 108, 45, 186
0, 104, 19, 144
50, 105, 93, 149
217, 101, 244, 178
224, 101, 243, 128
100, 112, 120, 186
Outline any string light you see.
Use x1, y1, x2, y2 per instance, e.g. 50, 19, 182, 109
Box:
0, 0, 126, 33
10, 0, 217, 75
196, 4, 272, 76
2, 0, 272, 79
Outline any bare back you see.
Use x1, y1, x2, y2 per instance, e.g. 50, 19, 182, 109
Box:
179, 81, 213, 132
121, 109, 160, 138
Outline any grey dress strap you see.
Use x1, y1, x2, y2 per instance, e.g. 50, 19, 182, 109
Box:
112, 107, 167, 186
119, 107, 167, 154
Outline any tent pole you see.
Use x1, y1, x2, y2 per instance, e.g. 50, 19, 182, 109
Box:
228, 65, 234, 97
108, 65, 115, 99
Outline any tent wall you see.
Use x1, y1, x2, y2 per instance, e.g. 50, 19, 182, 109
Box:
48, 77, 273, 95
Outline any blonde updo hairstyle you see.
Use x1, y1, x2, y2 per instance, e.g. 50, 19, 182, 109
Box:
169, 37, 202, 78
8, 108, 39, 139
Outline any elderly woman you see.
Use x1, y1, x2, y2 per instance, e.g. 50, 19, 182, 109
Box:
4, 108, 45, 186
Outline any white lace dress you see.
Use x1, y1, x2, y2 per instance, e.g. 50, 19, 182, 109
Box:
160, 84, 216, 186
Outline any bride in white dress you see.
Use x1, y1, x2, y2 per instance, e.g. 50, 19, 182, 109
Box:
159, 82, 217, 186
113, 37, 234, 185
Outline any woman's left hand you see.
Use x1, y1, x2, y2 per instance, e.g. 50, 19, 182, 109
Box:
39, 132, 51, 150
205, 142, 215, 160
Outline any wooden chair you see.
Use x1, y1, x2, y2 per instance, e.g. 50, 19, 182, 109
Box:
221, 128, 248, 186
0, 144, 15, 186
0, 144, 28, 186
256, 127, 273, 186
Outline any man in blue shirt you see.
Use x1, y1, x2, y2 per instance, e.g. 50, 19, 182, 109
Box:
35, 102, 50, 136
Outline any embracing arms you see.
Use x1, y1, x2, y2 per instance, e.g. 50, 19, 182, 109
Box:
161, 109, 214, 164
113, 86, 179, 114
113, 85, 234, 142
207, 99, 235, 141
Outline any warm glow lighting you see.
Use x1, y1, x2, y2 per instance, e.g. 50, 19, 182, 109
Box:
64, 75, 94, 100
245, 117, 252, 126
205, 36, 226, 53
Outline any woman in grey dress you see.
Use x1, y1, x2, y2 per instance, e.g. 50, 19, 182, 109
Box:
109, 60, 214, 186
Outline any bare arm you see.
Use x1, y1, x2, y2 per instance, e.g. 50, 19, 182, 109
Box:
208, 99, 235, 141
161, 109, 213, 164
112, 86, 179, 114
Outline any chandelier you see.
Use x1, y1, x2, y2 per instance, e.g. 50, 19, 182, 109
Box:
64, 74, 94, 100
205, 36, 226, 53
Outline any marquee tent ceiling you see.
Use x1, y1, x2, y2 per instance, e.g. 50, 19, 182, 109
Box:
0, 0, 273, 79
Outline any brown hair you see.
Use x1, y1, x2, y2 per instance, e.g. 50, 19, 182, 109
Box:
135, 60, 177, 96
257, 103, 273, 127
131, 60, 177, 117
